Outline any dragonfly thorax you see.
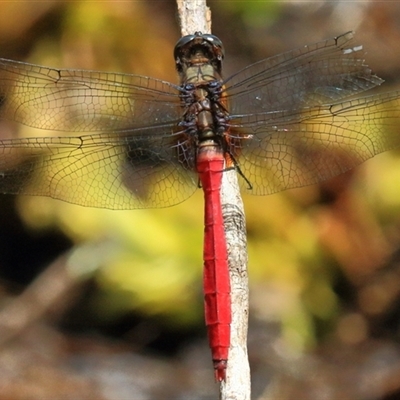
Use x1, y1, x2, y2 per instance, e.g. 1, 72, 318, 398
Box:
181, 81, 228, 144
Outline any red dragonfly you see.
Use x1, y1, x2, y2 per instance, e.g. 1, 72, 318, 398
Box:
0, 31, 400, 381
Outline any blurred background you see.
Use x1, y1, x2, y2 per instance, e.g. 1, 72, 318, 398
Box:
0, 1, 400, 399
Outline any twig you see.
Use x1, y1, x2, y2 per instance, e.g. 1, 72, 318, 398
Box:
176, 0, 211, 35
175, 1, 251, 399
220, 168, 250, 400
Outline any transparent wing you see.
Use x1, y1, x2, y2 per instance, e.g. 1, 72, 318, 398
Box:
0, 58, 200, 209
228, 91, 400, 195
224, 32, 383, 115
0, 128, 198, 209
0, 58, 182, 132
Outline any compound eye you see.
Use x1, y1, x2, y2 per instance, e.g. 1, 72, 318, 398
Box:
175, 34, 196, 50
201, 34, 224, 56
202, 34, 222, 47
174, 34, 196, 60
174, 32, 225, 60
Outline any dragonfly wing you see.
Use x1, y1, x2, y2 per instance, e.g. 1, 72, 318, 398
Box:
229, 91, 400, 195
224, 32, 383, 116
0, 128, 198, 209
0, 58, 182, 132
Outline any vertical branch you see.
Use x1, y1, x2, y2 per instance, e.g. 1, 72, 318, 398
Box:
176, 0, 211, 35
220, 168, 250, 400
175, 1, 251, 399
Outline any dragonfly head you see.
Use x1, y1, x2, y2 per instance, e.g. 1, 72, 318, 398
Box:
174, 32, 224, 77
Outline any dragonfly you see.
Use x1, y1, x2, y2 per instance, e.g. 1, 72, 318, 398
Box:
0, 31, 400, 381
